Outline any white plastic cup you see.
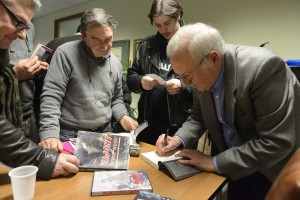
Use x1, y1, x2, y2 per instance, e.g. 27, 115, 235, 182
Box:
8, 165, 38, 200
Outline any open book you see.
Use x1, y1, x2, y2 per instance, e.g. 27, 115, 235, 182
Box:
142, 151, 201, 181
116, 121, 149, 157
141, 150, 182, 170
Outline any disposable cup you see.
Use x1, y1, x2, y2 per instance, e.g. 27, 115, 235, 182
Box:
8, 165, 38, 200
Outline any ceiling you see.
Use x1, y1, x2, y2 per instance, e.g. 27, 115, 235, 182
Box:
34, 0, 91, 18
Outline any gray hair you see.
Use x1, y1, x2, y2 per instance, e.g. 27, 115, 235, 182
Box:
148, 0, 183, 25
4, 0, 41, 11
80, 8, 118, 31
167, 23, 225, 66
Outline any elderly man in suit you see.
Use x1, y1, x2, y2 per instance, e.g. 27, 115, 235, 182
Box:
156, 22, 300, 200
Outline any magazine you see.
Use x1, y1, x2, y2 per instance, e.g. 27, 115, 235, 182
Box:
91, 170, 152, 196
74, 131, 131, 170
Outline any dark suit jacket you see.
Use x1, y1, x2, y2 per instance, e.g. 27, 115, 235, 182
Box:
175, 44, 300, 181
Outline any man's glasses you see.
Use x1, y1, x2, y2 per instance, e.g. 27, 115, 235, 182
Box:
83, 31, 113, 46
0, 1, 29, 30
179, 54, 208, 85
88, 37, 112, 46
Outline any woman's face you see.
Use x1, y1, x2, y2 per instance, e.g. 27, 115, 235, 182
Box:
153, 15, 180, 40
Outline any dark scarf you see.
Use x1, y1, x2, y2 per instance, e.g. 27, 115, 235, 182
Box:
0, 49, 23, 128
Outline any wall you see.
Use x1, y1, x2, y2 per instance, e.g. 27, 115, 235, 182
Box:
33, 0, 300, 60
32, 0, 300, 108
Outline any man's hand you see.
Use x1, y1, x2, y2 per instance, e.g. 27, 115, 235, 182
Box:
12, 55, 49, 80
120, 115, 138, 132
177, 149, 216, 173
141, 75, 159, 90
156, 134, 182, 156
39, 138, 63, 153
51, 153, 79, 177
39, 61, 49, 71
165, 78, 181, 95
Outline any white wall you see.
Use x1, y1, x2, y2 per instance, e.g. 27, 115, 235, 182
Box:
33, 0, 300, 60
32, 0, 300, 108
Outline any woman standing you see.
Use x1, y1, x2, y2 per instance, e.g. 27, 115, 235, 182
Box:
127, 0, 193, 145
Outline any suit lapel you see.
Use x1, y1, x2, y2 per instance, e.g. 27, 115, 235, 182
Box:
199, 91, 227, 152
223, 46, 237, 130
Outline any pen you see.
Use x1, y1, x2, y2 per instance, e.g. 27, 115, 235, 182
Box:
164, 128, 169, 146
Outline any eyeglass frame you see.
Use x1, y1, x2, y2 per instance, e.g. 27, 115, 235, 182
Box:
82, 30, 113, 46
0, 0, 30, 30
179, 53, 209, 85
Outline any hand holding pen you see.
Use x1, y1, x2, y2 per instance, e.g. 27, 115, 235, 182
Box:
156, 125, 182, 156
164, 128, 169, 147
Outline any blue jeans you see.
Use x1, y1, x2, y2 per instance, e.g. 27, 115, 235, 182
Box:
60, 122, 113, 141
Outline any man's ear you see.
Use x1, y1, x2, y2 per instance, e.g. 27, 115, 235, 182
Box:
80, 29, 86, 38
209, 51, 220, 63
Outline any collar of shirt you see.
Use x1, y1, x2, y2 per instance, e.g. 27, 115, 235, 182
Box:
211, 58, 224, 92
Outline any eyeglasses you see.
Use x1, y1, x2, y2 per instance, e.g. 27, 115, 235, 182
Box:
179, 54, 208, 85
88, 37, 112, 46
83, 31, 113, 46
0, 1, 29, 30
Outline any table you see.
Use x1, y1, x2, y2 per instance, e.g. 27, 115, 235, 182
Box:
0, 142, 227, 200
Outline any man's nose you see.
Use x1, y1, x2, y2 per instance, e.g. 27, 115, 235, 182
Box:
16, 29, 27, 40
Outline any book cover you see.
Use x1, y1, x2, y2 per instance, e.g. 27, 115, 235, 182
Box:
141, 150, 181, 170
62, 138, 76, 154
31, 43, 52, 61
141, 151, 201, 181
134, 191, 175, 200
158, 159, 201, 181
74, 131, 131, 170
91, 170, 153, 196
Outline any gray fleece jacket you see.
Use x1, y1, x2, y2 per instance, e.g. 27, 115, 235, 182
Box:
39, 40, 127, 141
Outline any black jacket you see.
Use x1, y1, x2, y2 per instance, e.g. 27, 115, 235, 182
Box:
127, 33, 193, 128
0, 116, 58, 179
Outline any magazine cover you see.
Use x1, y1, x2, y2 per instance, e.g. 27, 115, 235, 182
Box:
74, 131, 131, 170
91, 170, 153, 196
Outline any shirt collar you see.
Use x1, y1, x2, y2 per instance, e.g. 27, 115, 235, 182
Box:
211, 58, 224, 91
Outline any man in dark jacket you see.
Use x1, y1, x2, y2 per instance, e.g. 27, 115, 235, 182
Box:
0, 0, 79, 179
127, 0, 192, 145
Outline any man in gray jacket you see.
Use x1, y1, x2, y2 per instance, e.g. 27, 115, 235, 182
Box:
0, 0, 79, 179
156, 23, 300, 199
39, 8, 138, 152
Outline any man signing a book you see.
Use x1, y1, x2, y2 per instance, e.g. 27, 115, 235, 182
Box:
156, 23, 300, 200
